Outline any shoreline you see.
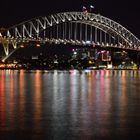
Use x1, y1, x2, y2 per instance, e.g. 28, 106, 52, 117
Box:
0, 68, 139, 70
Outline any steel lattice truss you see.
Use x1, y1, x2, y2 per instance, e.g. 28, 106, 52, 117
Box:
0, 12, 140, 61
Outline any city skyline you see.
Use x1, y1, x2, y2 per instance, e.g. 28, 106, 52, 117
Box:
0, 0, 140, 38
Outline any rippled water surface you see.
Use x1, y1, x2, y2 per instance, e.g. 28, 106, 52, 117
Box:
0, 70, 140, 140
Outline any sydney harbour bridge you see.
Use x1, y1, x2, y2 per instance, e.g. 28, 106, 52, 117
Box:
0, 11, 140, 62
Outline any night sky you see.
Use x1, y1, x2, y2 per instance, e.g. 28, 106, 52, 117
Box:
0, 0, 140, 38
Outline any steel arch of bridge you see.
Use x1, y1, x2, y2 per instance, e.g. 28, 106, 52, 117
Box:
0, 11, 140, 61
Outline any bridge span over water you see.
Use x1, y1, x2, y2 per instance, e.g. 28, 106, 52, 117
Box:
0, 11, 140, 62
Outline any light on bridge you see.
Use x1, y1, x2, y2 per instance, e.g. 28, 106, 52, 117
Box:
20, 44, 25, 48
36, 44, 41, 47
73, 51, 77, 55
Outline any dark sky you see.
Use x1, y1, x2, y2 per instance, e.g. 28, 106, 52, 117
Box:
0, 0, 140, 38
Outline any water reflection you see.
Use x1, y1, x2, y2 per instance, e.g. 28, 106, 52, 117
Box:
19, 70, 25, 129
0, 70, 6, 128
0, 70, 140, 139
9, 71, 14, 127
33, 70, 42, 131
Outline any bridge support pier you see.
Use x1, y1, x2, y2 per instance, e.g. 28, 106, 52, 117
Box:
0, 35, 10, 56
1, 39, 18, 62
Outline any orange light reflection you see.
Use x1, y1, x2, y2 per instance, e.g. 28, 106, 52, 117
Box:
0, 70, 6, 127
19, 70, 25, 128
9, 70, 14, 126
33, 70, 42, 129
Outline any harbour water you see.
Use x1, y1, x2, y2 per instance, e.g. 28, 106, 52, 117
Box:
0, 70, 140, 140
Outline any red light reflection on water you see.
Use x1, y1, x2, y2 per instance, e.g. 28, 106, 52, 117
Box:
0, 70, 6, 127
95, 70, 110, 137
9, 71, 15, 127
19, 70, 25, 128
119, 70, 127, 128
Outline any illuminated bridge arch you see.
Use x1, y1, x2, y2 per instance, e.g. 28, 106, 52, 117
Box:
0, 11, 140, 62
